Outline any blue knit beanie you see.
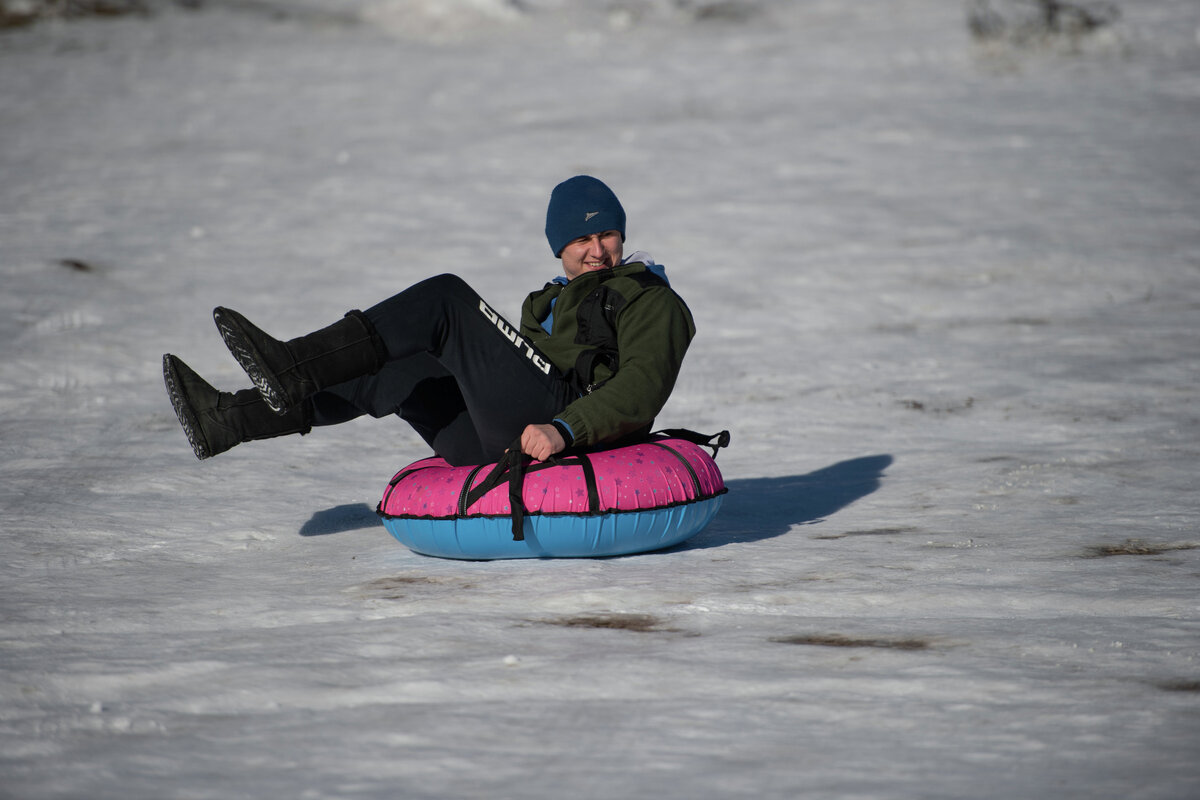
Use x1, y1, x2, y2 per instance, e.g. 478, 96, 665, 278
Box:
545, 175, 626, 257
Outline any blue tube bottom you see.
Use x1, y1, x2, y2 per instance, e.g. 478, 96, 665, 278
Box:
381, 496, 724, 560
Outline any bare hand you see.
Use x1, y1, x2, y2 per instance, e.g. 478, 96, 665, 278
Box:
520, 423, 566, 462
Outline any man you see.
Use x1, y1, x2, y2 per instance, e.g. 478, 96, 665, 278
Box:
163, 175, 695, 466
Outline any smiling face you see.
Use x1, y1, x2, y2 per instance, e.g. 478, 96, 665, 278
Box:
559, 229, 624, 280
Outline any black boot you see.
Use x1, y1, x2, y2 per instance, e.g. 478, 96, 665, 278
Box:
163, 354, 313, 460
213, 307, 386, 415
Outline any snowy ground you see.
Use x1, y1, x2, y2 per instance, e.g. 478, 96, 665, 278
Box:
2, 1, 1199, 797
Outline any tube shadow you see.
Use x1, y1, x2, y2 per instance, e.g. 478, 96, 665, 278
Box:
299, 502, 380, 537
683, 454, 894, 550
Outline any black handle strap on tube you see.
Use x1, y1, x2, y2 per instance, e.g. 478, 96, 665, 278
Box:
506, 445, 530, 541
461, 441, 531, 541
652, 429, 731, 458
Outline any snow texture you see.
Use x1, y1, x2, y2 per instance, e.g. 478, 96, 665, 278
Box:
1, 1, 1198, 797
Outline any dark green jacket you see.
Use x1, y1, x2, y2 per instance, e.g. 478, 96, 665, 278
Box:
520, 261, 695, 448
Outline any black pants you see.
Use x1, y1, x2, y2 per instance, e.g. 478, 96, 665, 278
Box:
309, 274, 576, 466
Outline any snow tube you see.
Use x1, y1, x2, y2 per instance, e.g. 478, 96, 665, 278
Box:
377, 431, 729, 560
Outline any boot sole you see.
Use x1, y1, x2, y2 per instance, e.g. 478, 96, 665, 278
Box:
162, 355, 211, 460
213, 308, 291, 415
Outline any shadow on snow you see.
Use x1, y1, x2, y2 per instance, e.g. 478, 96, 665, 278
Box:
298, 454, 894, 548
682, 454, 894, 550
299, 502, 380, 537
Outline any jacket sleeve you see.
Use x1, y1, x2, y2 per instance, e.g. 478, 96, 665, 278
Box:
553, 287, 695, 447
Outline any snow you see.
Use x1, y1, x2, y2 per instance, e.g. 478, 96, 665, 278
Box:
2, 0, 1198, 797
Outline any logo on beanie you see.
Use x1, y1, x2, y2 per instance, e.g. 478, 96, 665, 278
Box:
585, 211, 599, 221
